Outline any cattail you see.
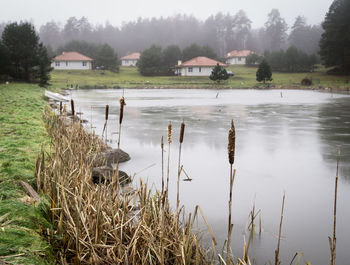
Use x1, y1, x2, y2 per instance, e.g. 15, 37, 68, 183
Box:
105, 104, 109, 121
179, 122, 185, 143
119, 97, 126, 124
71, 99, 75, 116
228, 120, 235, 165
59, 101, 63, 115
168, 122, 172, 144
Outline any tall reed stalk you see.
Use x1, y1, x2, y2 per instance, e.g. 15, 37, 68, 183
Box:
275, 193, 285, 265
115, 97, 126, 189
227, 120, 236, 265
166, 122, 172, 196
329, 150, 340, 265
161, 136, 164, 196
70, 99, 75, 116
102, 104, 109, 141
177, 121, 185, 216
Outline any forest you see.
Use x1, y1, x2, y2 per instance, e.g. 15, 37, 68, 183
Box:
0, 9, 323, 58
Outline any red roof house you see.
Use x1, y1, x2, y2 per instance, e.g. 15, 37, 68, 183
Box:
176, 56, 228, 76
52, 51, 93, 70
225, 50, 257, 65
121, 52, 141, 66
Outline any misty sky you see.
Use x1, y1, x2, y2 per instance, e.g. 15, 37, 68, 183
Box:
1, 0, 333, 28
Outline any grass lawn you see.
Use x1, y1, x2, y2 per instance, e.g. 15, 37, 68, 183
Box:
50, 65, 350, 90
0, 84, 54, 264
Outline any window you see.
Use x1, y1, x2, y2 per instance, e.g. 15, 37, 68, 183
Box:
55, 61, 60, 67
188, 67, 193, 72
199, 67, 201, 72
125, 60, 129, 64
238, 57, 242, 61
66, 61, 68, 66
82, 61, 87, 66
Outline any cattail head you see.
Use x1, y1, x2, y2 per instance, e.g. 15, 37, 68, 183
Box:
105, 104, 109, 121
70, 99, 75, 116
59, 101, 63, 115
228, 120, 235, 165
119, 97, 126, 124
161, 136, 164, 149
179, 121, 185, 144
168, 122, 172, 144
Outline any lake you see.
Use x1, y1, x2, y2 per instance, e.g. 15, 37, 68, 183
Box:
70, 88, 350, 265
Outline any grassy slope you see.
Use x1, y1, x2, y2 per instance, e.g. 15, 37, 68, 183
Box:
0, 84, 53, 264
50, 65, 350, 89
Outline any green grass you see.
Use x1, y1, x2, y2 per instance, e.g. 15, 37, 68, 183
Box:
0, 83, 54, 264
50, 65, 350, 90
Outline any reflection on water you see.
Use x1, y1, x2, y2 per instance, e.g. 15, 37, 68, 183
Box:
70, 89, 350, 265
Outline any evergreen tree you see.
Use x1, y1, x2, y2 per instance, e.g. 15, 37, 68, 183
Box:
209, 63, 229, 83
264, 9, 288, 51
256, 60, 273, 83
0, 41, 10, 77
95, 43, 120, 72
163, 45, 182, 73
1, 22, 52, 83
37, 44, 52, 86
319, 0, 350, 72
138, 45, 164, 76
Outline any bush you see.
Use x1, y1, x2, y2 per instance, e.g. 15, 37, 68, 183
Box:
301, 78, 312, 86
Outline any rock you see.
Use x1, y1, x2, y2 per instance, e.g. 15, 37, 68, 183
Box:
88, 149, 130, 167
92, 166, 131, 184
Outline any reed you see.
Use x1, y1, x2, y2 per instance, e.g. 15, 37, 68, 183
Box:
166, 122, 172, 195
275, 193, 286, 265
329, 150, 340, 265
37, 108, 211, 264
102, 104, 109, 140
70, 99, 75, 116
227, 120, 236, 265
115, 97, 126, 189
161, 136, 164, 196
177, 121, 185, 216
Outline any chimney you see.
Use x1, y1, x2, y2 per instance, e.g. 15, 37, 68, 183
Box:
177, 60, 182, 66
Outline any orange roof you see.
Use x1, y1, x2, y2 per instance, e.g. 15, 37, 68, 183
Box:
225, 50, 255, 58
121, 52, 141, 60
53, 51, 93, 61
178, 57, 227, 67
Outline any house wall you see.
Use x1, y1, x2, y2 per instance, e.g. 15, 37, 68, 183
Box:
51, 61, 92, 70
121, 59, 138, 66
179, 66, 215, 77
226, 57, 246, 65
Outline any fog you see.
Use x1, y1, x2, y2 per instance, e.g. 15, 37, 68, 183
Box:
0, 0, 333, 29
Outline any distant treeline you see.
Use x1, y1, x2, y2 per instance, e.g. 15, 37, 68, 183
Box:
0, 10, 323, 58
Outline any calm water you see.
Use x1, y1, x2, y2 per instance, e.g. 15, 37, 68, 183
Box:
70, 89, 350, 265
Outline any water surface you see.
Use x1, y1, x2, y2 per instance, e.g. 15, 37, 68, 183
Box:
70, 89, 350, 264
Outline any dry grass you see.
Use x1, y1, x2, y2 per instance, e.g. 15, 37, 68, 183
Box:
35, 108, 212, 264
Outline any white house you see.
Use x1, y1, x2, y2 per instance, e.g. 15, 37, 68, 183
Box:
121, 52, 140, 66
225, 50, 256, 65
52, 51, 93, 70
176, 56, 228, 77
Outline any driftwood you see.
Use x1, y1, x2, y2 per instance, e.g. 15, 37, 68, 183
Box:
19, 181, 40, 202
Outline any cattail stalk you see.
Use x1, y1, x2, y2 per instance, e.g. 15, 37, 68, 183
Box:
329, 150, 340, 265
161, 136, 164, 197
227, 120, 236, 264
102, 104, 109, 141
71, 99, 75, 116
166, 122, 172, 196
115, 97, 126, 189
176, 122, 185, 216
59, 101, 63, 115
275, 193, 285, 265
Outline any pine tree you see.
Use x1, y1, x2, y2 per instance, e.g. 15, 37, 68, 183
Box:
319, 0, 350, 72
256, 60, 273, 83
209, 63, 229, 83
